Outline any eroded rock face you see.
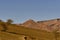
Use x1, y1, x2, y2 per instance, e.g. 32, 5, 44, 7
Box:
20, 18, 60, 32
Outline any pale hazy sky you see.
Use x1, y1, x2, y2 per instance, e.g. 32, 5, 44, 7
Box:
0, 0, 60, 23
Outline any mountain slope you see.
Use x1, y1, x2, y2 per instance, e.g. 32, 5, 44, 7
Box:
20, 18, 60, 32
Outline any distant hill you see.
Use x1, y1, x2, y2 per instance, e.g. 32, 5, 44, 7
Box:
20, 18, 60, 32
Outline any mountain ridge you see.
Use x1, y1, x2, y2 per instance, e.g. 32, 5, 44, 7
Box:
19, 18, 60, 32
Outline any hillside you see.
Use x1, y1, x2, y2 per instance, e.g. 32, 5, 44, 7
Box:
20, 18, 60, 32
0, 24, 55, 40
0, 19, 60, 40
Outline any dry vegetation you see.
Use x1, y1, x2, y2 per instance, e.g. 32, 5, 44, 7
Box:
0, 19, 60, 40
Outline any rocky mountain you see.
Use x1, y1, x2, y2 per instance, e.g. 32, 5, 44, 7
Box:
20, 18, 60, 32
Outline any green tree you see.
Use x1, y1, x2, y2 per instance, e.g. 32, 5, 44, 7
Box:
0, 20, 3, 22
6, 19, 13, 24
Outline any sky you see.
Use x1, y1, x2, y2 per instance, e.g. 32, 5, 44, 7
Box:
0, 0, 60, 23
